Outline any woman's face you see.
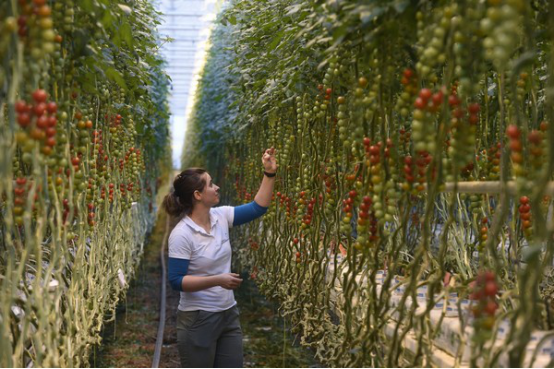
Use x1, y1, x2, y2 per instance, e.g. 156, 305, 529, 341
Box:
197, 172, 220, 207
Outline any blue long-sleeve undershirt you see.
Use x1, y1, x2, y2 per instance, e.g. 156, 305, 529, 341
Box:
168, 258, 190, 291
168, 201, 268, 291
232, 200, 268, 226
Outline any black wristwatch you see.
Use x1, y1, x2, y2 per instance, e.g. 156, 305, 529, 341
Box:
263, 171, 276, 178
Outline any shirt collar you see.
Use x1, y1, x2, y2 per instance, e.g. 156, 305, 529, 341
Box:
183, 210, 219, 236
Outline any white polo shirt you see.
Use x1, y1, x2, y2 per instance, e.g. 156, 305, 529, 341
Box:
168, 206, 236, 312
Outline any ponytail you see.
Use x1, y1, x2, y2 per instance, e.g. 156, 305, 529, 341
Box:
162, 191, 186, 217
163, 168, 207, 218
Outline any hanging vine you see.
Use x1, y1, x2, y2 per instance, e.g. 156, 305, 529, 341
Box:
0, 0, 171, 366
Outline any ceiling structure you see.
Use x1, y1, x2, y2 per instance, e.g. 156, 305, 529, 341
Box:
156, 0, 218, 168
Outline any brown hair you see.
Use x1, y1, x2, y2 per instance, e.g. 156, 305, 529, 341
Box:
162, 168, 207, 217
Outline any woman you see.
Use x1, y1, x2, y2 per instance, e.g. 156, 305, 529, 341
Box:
163, 148, 277, 368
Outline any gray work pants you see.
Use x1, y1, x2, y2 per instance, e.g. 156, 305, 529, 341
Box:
177, 305, 243, 368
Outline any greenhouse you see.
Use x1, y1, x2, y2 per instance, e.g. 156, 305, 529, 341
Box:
1, 0, 554, 367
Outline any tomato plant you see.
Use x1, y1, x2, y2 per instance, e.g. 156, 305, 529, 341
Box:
0, 0, 171, 366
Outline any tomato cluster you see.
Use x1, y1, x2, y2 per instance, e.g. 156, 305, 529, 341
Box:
484, 143, 501, 181
354, 196, 377, 249
518, 196, 532, 234
402, 156, 415, 191
412, 87, 441, 155
336, 94, 349, 145
16, 0, 57, 55
299, 191, 316, 229
13, 177, 28, 226
15, 89, 58, 160
506, 125, 523, 176
482, 0, 523, 70
276, 191, 296, 221
322, 169, 337, 217
470, 271, 499, 340
396, 68, 418, 125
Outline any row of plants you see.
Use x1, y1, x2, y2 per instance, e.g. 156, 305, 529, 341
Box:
0, 0, 171, 366
185, 0, 554, 367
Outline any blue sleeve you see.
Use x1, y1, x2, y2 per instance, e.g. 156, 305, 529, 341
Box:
233, 201, 268, 226
168, 257, 190, 291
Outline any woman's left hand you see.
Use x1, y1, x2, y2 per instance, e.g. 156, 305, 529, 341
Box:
262, 147, 277, 174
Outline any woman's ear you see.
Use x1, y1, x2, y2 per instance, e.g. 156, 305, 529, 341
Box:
193, 190, 202, 201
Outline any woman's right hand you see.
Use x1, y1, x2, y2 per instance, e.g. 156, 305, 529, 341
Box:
218, 273, 243, 290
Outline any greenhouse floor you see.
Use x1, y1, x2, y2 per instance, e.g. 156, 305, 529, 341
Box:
94, 211, 320, 368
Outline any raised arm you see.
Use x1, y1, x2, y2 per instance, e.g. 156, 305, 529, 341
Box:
253, 147, 277, 207
232, 148, 277, 226
233, 201, 267, 226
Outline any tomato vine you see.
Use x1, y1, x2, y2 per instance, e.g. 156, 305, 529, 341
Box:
0, 0, 170, 366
